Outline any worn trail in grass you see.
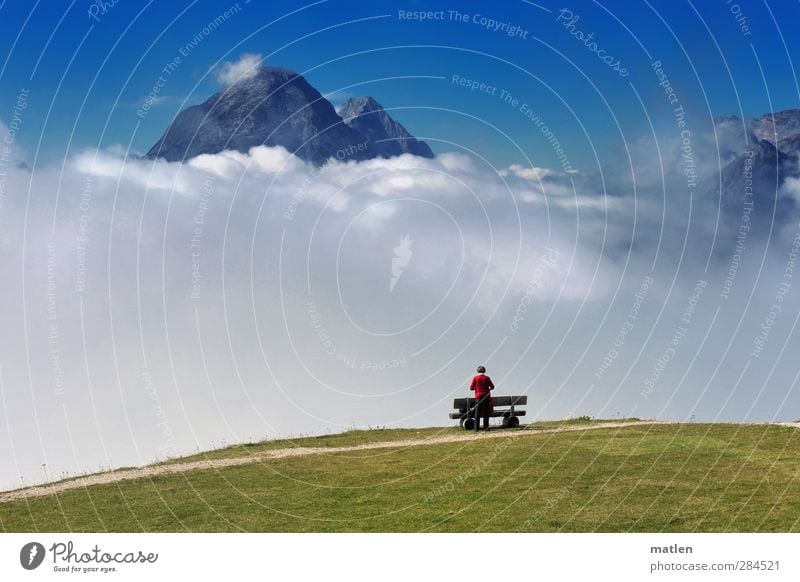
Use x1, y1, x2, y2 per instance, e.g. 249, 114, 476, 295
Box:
0, 420, 656, 502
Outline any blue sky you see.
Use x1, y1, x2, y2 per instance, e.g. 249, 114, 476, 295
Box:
1, 0, 799, 169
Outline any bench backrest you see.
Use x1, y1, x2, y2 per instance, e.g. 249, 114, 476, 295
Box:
453, 395, 527, 409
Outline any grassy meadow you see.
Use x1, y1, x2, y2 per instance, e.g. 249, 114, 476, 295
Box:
1, 421, 799, 532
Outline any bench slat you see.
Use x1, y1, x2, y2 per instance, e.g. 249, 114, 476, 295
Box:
449, 411, 526, 419
453, 395, 527, 408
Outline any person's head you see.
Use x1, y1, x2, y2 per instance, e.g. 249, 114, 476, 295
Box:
476, 365, 486, 374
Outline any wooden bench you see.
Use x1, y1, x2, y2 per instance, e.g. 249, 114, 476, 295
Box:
449, 395, 527, 429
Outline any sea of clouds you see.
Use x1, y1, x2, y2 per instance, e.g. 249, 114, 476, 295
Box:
1, 117, 799, 489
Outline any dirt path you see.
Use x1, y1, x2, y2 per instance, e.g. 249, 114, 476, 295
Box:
0, 420, 674, 503
776, 422, 800, 429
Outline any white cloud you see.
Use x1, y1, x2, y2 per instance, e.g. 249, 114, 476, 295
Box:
781, 176, 800, 200
74, 148, 193, 193
214, 52, 262, 85
1, 141, 797, 491
501, 164, 563, 181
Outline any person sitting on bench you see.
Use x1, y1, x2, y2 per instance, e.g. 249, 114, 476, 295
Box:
469, 365, 495, 431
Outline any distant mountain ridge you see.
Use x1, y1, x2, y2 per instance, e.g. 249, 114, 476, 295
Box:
146, 66, 434, 166
144, 67, 799, 223
751, 109, 800, 143
711, 108, 800, 217
338, 96, 434, 159
713, 109, 800, 144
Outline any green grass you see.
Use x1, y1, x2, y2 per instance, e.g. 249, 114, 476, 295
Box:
2, 422, 799, 532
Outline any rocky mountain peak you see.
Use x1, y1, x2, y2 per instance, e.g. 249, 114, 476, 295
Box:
751, 108, 800, 143
338, 96, 383, 121
146, 67, 434, 165
338, 96, 434, 159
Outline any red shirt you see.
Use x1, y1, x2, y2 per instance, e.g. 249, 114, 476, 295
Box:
470, 373, 495, 397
